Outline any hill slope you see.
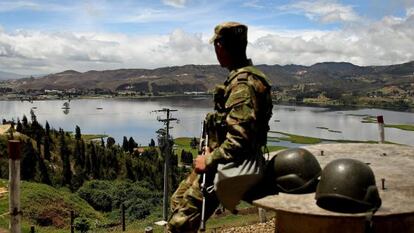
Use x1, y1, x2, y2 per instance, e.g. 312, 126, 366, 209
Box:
4, 61, 414, 92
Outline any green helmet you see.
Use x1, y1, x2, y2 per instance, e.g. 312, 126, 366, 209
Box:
268, 148, 322, 194
315, 159, 382, 213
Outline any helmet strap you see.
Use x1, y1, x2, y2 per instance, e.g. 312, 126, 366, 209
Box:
364, 208, 378, 233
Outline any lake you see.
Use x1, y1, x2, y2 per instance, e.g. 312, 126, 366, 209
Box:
1, 97, 413, 146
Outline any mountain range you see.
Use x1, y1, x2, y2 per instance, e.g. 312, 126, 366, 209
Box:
3, 61, 414, 93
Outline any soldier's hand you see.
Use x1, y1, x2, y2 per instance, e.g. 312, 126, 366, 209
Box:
194, 147, 211, 173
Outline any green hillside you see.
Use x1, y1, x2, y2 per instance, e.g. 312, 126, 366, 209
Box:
0, 179, 103, 233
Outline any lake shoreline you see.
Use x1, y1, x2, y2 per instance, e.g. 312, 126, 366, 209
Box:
1, 93, 413, 113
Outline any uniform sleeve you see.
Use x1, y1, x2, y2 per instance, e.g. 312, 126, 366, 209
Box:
205, 82, 257, 169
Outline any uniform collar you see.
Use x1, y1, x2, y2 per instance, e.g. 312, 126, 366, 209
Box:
225, 59, 253, 85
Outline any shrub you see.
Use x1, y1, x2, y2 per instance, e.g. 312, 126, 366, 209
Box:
74, 216, 91, 233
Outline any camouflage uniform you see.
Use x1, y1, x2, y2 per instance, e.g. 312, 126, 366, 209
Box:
168, 22, 273, 232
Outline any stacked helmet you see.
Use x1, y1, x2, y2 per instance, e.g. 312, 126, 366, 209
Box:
268, 148, 322, 194
315, 159, 382, 213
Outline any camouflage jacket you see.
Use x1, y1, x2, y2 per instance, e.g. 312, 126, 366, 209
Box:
205, 62, 273, 169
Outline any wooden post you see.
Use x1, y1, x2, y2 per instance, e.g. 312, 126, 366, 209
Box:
258, 207, 267, 223
121, 203, 126, 231
145, 226, 153, 233
70, 211, 74, 233
377, 116, 385, 143
30, 226, 35, 233
8, 140, 21, 233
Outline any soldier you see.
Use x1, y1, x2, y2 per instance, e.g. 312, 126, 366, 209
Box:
168, 22, 273, 232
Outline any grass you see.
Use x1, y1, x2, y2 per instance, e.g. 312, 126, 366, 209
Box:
81, 134, 109, 141
0, 179, 104, 233
359, 116, 414, 131
384, 124, 414, 131
268, 130, 396, 145
361, 116, 377, 123
269, 131, 322, 144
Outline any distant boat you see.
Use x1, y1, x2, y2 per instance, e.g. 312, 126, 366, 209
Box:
96, 107, 103, 110
62, 102, 70, 109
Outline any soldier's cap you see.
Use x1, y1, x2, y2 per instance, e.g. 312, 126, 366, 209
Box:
209, 22, 248, 44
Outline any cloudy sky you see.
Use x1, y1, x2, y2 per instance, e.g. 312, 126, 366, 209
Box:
1, 0, 414, 75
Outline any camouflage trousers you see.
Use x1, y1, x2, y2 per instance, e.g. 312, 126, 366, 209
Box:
168, 171, 219, 233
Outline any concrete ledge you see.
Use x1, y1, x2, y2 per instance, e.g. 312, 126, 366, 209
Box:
253, 143, 414, 233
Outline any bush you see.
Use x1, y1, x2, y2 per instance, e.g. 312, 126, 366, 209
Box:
77, 180, 162, 220
124, 198, 151, 220
74, 216, 91, 233
77, 181, 113, 212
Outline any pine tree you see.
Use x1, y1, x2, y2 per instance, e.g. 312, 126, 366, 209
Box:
22, 115, 28, 133
128, 137, 137, 154
81, 140, 86, 168
89, 142, 99, 179
100, 138, 105, 148
21, 139, 38, 181
75, 125, 81, 140
44, 135, 51, 161
45, 121, 50, 137
59, 129, 72, 188
36, 154, 51, 185
149, 139, 155, 147
122, 136, 128, 152
16, 119, 23, 132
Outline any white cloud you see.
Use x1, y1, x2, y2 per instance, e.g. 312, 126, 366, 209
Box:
162, 0, 187, 8
242, 0, 264, 9
1, 2, 414, 75
0, 28, 215, 75
0, 0, 73, 12
248, 12, 414, 66
280, 0, 361, 23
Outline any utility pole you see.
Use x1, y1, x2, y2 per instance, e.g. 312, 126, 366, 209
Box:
153, 108, 178, 222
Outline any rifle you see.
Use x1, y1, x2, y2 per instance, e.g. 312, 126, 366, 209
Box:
199, 120, 209, 231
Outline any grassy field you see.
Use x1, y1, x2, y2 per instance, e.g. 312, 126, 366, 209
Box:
360, 116, 414, 131
268, 130, 394, 145
269, 131, 322, 144
384, 124, 414, 131
80, 134, 109, 141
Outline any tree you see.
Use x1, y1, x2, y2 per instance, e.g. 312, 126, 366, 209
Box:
75, 125, 81, 140
20, 139, 38, 181
44, 135, 51, 161
149, 138, 156, 147
190, 137, 198, 149
30, 109, 37, 122
59, 129, 72, 188
128, 137, 137, 154
45, 121, 50, 137
16, 119, 22, 132
122, 136, 128, 152
89, 142, 100, 179
106, 137, 115, 148
36, 154, 51, 185
22, 115, 28, 132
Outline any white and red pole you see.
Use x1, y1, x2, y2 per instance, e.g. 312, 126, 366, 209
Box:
377, 115, 385, 143
8, 140, 21, 233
